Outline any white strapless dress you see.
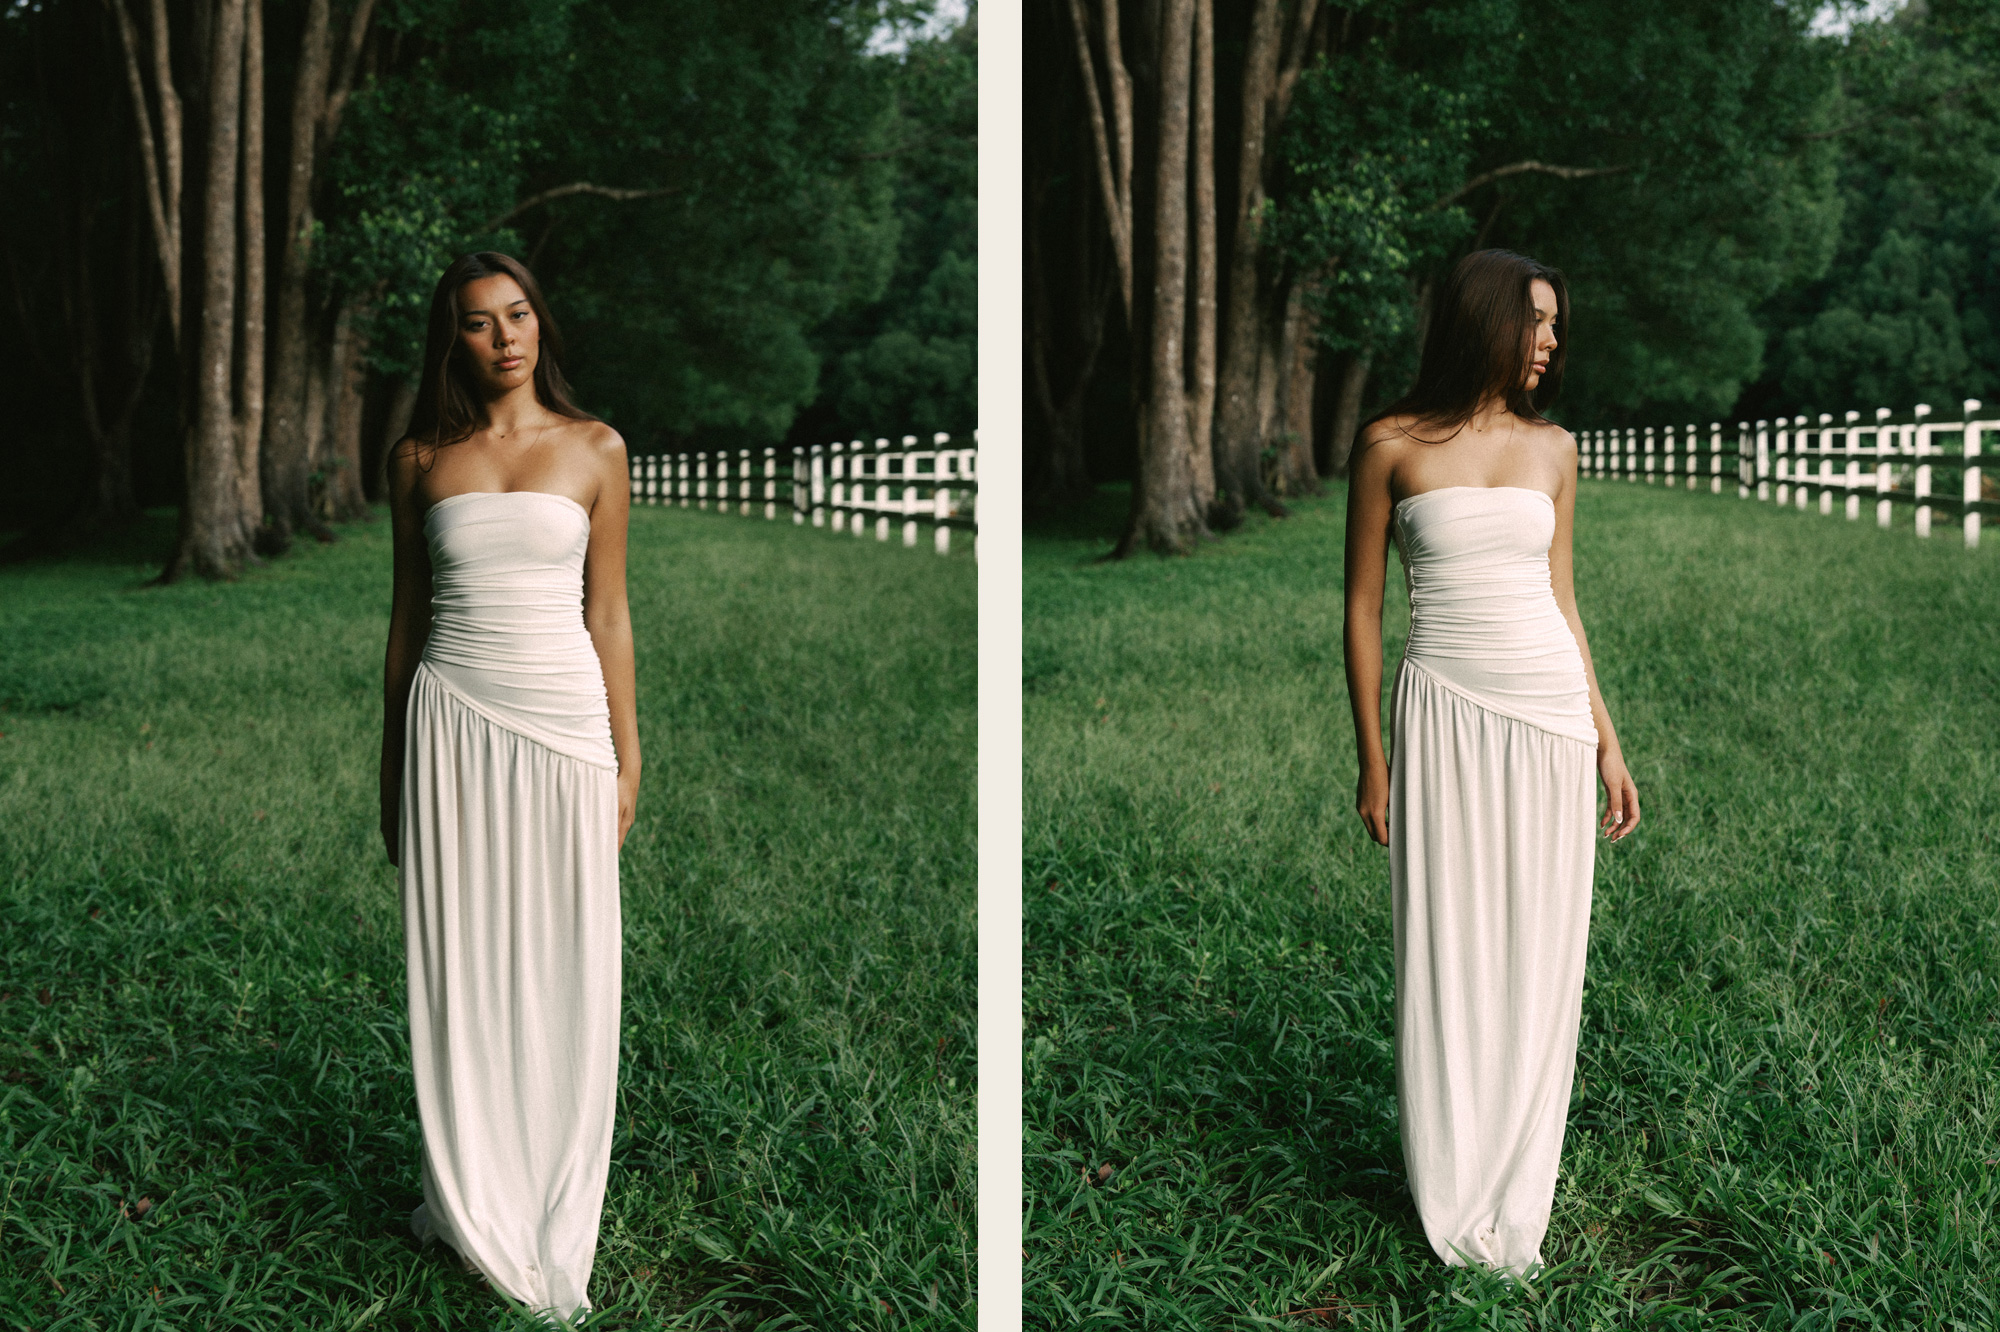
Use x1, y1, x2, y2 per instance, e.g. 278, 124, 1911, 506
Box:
399, 490, 621, 1318
1388, 486, 1597, 1276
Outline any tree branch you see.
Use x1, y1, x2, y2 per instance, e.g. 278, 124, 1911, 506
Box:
1064, 0, 1132, 321
105, 0, 179, 349
319, 0, 377, 148
1429, 160, 1629, 212
477, 182, 677, 234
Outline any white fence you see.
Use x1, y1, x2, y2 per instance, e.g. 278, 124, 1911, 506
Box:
628, 432, 978, 555
1584, 399, 1997, 548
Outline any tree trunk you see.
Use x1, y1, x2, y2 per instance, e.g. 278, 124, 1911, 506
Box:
165, 0, 251, 581
1209, 0, 1282, 528
1274, 282, 1319, 495
234, 0, 266, 537
320, 295, 372, 522
1184, 0, 1217, 513
1118, 0, 1205, 556
1026, 169, 1106, 509
261, 0, 334, 550
1326, 348, 1371, 478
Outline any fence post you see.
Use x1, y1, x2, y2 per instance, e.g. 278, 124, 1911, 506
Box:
1641, 426, 1653, 483
872, 438, 891, 541
1844, 410, 1861, 519
1812, 415, 1830, 513
1964, 398, 1984, 549
833, 442, 851, 531
931, 431, 952, 554
900, 434, 920, 547
764, 447, 777, 520
1755, 420, 1770, 500
1785, 417, 1798, 505
793, 446, 806, 524
1915, 403, 1933, 537
1875, 407, 1893, 527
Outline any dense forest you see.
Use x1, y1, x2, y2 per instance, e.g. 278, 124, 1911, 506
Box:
1027, 0, 2000, 552
1, 0, 975, 576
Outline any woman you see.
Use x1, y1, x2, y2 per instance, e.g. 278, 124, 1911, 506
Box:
380, 251, 641, 1319
1342, 248, 1639, 1276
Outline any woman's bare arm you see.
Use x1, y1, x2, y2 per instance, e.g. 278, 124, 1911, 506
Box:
381, 441, 436, 865
581, 425, 642, 847
1547, 431, 1640, 840
1344, 425, 1401, 846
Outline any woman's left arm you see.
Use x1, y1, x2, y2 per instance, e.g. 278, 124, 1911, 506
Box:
582, 426, 642, 847
1548, 432, 1640, 841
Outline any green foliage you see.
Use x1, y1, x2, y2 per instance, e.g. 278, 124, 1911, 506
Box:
1749, 1, 2000, 418
1024, 482, 2000, 1328
313, 0, 966, 447
0, 506, 973, 1327
1268, 0, 1845, 425
1276, 48, 1479, 355
821, 20, 980, 441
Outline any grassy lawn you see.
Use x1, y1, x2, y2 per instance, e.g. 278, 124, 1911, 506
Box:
0, 505, 975, 1330
1023, 482, 2000, 1330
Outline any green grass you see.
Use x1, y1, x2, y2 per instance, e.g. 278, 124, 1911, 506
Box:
0, 505, 974, 1330
1023, 482, 2000, 1330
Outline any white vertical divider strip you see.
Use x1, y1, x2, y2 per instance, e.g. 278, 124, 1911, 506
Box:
976, 5, 1023, 1316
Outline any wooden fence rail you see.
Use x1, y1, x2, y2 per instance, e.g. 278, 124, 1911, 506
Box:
628, 432, 979, 556
1584, 399, 1999, 548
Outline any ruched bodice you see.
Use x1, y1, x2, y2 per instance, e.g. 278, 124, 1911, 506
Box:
420, 491, 614, 770
1392, 487, 1595, 747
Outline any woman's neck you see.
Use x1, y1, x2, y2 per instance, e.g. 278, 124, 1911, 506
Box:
1466, 396, 1513, 434
482, 381, 548, 439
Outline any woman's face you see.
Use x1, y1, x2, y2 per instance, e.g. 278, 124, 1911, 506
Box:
1524, 278, 1558, 391
455, 274, 540, 398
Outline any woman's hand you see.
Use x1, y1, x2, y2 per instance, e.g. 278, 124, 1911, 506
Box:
617, 767, 641, 848
1356, 760, 1390, 847
1599, 749, 1640, 841
380, 760, 401, 868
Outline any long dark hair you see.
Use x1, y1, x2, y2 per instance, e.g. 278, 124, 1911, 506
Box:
1369, 248, 1569, 441
405, 251, 596, 452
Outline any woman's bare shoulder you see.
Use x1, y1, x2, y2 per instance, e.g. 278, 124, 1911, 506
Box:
1357, 414, 1422, 462
1524, 417, 1578, 461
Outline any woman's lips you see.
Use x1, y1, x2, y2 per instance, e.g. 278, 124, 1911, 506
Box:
496, 357, 523, 370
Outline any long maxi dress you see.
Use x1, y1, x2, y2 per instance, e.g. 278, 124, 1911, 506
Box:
1387, 486, 1599, 1276
399, 489, 623, 1318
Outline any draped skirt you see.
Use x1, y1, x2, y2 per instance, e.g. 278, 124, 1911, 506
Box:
1388, 657, 1596, 1275
400, 661, 621, 1317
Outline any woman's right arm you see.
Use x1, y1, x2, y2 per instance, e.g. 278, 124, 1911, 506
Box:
1343, 427, 1399, 847
380, 442, 434, 866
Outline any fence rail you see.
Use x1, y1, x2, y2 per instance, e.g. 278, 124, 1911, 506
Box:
628, 432, 978, 555
1584, 399, 1998, 547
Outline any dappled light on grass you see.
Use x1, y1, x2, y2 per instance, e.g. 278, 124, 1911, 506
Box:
1025, 484, 2000, 1328
0, 506, 974, 1328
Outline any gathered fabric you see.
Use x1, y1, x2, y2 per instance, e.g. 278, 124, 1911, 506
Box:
1388, 486, 1597, 1276
400, 490, 620, 1319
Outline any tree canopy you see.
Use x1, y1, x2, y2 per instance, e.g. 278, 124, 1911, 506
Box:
0, 0, 976, 565
1029, 0, 2000, 546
